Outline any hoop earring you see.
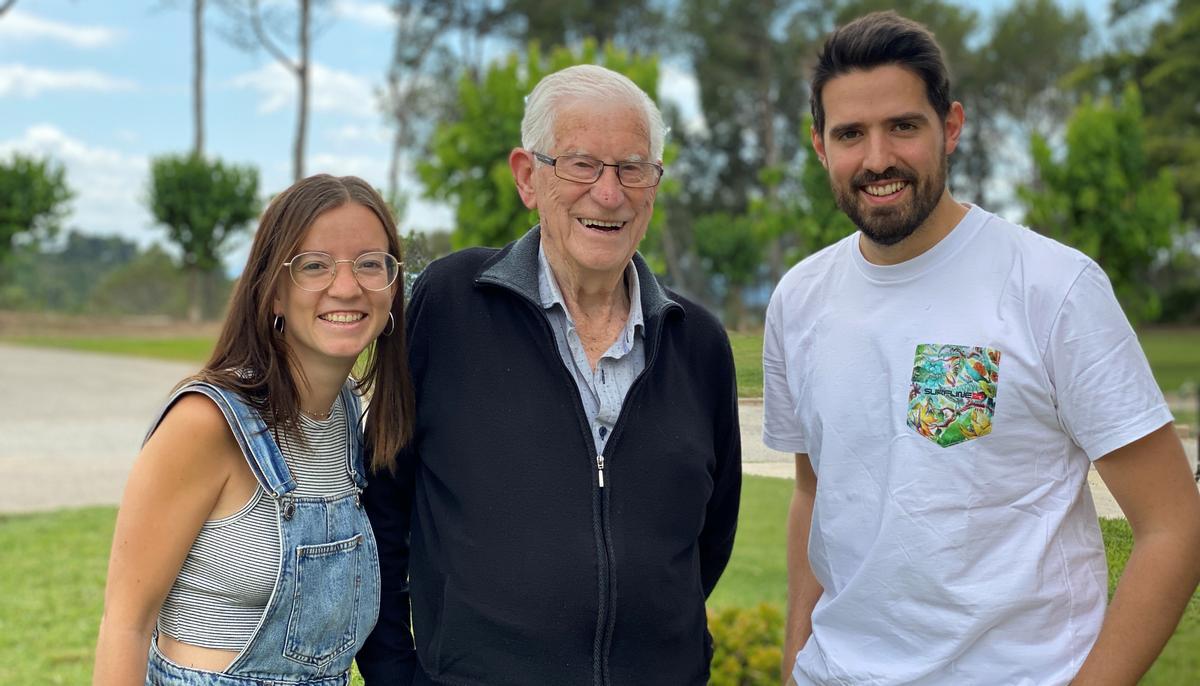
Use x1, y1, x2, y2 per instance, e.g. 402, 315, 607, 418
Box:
381, 312, 395, 336
273, 315, 285, 334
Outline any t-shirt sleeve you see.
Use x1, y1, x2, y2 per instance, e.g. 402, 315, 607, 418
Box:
762, 285, 808, 453
1044, 261, 1173, 461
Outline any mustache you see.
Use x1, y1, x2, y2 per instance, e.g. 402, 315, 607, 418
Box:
853, 167, 916, 186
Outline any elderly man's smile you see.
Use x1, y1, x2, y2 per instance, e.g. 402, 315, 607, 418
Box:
576, 216, 627, 232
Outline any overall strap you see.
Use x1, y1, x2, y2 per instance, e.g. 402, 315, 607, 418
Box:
145, 382, 297, 497
339, 380, 368, 489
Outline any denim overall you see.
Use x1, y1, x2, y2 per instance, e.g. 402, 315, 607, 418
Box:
143, 381, 380, 685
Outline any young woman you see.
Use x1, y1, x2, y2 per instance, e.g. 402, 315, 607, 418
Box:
93, 174, 414, 685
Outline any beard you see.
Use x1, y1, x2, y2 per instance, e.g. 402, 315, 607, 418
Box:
832, 154, 947, 247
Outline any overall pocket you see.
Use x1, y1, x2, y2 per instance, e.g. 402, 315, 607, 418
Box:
283, 534, 363, 667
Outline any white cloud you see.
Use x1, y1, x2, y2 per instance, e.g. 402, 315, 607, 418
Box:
0, 125, 154, 242
229, 61, 378, 118
0, 10, 122, 48
332, 0, 393, 28
328, 123, 390, 144
658, 63, 706, 136
307, 152, 388, 181
0, 64, 137, 98
302, 152, 453, 232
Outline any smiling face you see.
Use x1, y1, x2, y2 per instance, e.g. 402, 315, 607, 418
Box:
511, 97, 658, 284
273, 202, 396, 377
813, 64, 963, 250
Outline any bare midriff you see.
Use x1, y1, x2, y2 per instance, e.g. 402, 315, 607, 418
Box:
157, 633, 240, 673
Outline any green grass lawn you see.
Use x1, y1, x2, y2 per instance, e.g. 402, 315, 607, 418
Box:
2, 335, 217, 363
5, 477, 1197, 684
1139, 328, 1200, 393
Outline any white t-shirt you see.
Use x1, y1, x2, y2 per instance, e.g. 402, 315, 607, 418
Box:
763, 205, 1172, 686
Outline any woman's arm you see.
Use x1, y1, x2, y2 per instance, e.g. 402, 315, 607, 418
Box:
92, 393, 242, 685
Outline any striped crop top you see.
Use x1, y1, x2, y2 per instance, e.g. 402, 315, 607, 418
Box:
156, 395, 356, 650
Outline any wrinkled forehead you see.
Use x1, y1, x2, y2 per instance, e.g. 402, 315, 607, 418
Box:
552, 96, 652, 159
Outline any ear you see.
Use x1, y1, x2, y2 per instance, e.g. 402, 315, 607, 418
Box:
509, 148, 539, 210
810, 124, 828, 169
943, 101, 965, 155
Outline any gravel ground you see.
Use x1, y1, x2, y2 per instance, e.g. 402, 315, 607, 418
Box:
2, 344, 1195, 517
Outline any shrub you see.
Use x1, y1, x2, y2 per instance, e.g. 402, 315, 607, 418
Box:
708, 603, 784, 686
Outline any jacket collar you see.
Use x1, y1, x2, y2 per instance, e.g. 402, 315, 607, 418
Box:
475, 226, 679, 321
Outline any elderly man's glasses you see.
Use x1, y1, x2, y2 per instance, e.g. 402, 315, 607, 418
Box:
283, 251, 400, 292
532, 151, 663, 188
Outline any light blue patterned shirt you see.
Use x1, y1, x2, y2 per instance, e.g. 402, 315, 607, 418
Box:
537, 245, 646, 455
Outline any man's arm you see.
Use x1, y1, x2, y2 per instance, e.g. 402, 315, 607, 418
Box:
699, 333, 742, 597
1071, 423, 1200, 685
782, 452, 823, 684
356, 271, 431, 684
356, 454, 419, 684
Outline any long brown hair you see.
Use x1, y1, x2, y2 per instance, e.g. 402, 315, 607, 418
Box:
194, 174, 414, 473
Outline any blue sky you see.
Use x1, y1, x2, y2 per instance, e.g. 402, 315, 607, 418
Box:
2, 0, 1113, 267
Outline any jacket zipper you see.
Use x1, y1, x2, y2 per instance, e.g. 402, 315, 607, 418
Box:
591, 309, 672, 686
478, 276, 679, 686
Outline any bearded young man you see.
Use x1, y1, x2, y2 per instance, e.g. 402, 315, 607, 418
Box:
763, 11, 1200, 686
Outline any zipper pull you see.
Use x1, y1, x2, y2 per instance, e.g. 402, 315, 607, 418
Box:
596, 454, 605, 488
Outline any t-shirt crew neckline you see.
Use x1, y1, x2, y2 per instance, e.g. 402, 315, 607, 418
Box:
851, 203, 986, 284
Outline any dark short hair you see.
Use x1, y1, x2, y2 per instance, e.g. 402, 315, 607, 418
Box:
810, 11, 951, 135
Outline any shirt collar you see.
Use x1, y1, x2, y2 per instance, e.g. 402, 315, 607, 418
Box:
537, 243, 644, 341
475, 225, 678, 322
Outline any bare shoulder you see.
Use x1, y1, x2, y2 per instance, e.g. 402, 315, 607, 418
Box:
141, 391, 243, 481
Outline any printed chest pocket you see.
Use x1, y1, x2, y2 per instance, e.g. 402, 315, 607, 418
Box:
906, 344, 1001, 448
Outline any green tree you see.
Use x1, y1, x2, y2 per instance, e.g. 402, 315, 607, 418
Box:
692, 210, 767, 328
789, 117, 857, 264
89, 244, 200, 318
1020, 87, 1182, 324
1071, 0, 1200, 322
0, 232, 173, 313
418, 40, 662, 250
673, 0, 821, 285
400, 227, 453, 297
148, 153, 259, 321
0, 154, 72, 265
492, 0, 668, 52
1078, 0, 1200, 225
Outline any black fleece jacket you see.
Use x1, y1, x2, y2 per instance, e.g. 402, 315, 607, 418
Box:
357, 228, 741, 686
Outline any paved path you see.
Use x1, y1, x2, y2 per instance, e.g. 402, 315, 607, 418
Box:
0, 344, 198, 513
2, 344, 1196, 517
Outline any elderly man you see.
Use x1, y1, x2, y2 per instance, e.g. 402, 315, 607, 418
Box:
357, 64, 741, 685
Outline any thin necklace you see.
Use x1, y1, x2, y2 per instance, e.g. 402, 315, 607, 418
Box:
301, 406, 332, 421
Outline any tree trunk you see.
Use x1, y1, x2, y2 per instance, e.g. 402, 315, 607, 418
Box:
757, 38, 784, 285
193, 0, 205, 155
387, 125, 404, 204
726, 284, 747, 331
187, 266, 203, 323
293, 0, 309, 182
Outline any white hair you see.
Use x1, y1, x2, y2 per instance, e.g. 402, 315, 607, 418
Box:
521, 64, 666, 162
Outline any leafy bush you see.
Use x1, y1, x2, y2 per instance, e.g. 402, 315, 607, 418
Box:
708, 602, 784, 686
